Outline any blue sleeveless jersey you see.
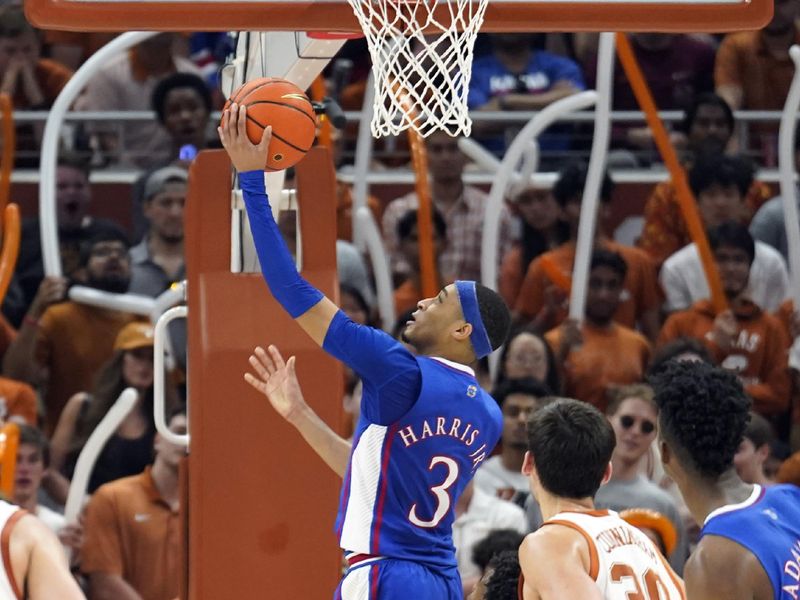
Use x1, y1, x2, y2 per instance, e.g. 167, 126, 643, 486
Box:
335, 355, 503, 570
700, 484, 800, 600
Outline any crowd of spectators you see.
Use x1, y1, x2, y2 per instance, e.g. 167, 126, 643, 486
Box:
0, 2, 799, 598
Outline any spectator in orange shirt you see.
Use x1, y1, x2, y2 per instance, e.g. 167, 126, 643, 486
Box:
637, 94, 772, 267
0, 376, 36, 425
81, 409, 185, 600
0, 5, 72, 167
2, 228, 139, 435
499, 184, 569, 308
715, 0, 800, 164
393, 208, 450, 316
545, 250, 652, 410
515, 162, 660, 341
658, 222, 791, 418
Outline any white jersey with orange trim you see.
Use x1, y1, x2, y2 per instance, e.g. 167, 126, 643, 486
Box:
543, 509, 685, 600
0, 500, 24, 600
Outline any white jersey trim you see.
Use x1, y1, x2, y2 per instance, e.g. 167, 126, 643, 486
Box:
429, 357, 475, 376
340, 425, 388, 553
703, 484, 763, 525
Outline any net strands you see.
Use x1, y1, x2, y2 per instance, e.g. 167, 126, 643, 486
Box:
347, 0, 489, 137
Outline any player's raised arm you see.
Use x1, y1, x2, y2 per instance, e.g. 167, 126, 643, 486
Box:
218, 104, 339, 346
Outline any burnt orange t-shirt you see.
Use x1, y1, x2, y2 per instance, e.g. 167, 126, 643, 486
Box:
774, 298, 796, 336
35, 302, 137, 435
0, 378, 37, 426
515, 240, 660, 330
715, 30, 800, 112
81, 468, 179, 600
545, 322, 651, 411
658, 299, 791, 416
637, 180, 773, 267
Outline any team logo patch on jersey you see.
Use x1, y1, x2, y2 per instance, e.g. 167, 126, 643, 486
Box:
466, 385, 477, 398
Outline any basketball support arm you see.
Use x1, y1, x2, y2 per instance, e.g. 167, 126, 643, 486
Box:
778, 45, 800, 368
568, 32, 615, 322
230, 32, 346, 274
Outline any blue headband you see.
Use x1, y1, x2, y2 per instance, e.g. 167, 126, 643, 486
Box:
455, 280, 493, 359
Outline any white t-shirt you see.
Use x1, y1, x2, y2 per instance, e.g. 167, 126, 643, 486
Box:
473, 455, 529, 500
452, 487, 527, 580
660, 240, 789, 312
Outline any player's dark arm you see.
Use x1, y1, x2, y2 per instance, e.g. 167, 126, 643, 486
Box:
220, 105, 421, 424
685, 536, 767, 600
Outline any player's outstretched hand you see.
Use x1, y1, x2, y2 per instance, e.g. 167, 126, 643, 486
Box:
245, 344, 307, 424
217, 102, 273, 172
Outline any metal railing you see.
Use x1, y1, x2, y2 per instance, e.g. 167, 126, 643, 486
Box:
7, 107, 794, 169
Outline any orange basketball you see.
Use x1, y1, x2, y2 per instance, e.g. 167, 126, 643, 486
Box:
223, 77, 317, 171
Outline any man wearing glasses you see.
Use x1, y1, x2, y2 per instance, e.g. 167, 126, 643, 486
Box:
3, 229, 137, 434
594, 384, 689, 573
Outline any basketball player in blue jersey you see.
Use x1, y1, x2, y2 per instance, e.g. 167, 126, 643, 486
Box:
219, 104, 512, 600
652, 360, 800, 600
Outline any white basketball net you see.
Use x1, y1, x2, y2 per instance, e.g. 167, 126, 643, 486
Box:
345, 0, 489, 138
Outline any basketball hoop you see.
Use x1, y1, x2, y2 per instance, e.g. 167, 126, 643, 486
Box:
345, 0, 489, 138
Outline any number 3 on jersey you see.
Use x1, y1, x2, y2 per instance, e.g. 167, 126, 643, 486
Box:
408, 456, 459, 528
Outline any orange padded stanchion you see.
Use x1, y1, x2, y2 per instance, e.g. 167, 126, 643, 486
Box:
615, 32, 728, 314
408, 128, 439, 299
0, 423, 19, 498
185, 148, 343, 599
0, 94, 14, 216
0, 204, 21, 305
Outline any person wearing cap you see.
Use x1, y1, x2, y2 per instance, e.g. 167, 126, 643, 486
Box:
129, 166, 188, 299
129, 166, 189, 374
594, 384, 688, 573
619, 508, 678, 559
45, 321, 180, 507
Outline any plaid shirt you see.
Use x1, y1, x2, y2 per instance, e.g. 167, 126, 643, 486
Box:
382, 186, 517, 282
